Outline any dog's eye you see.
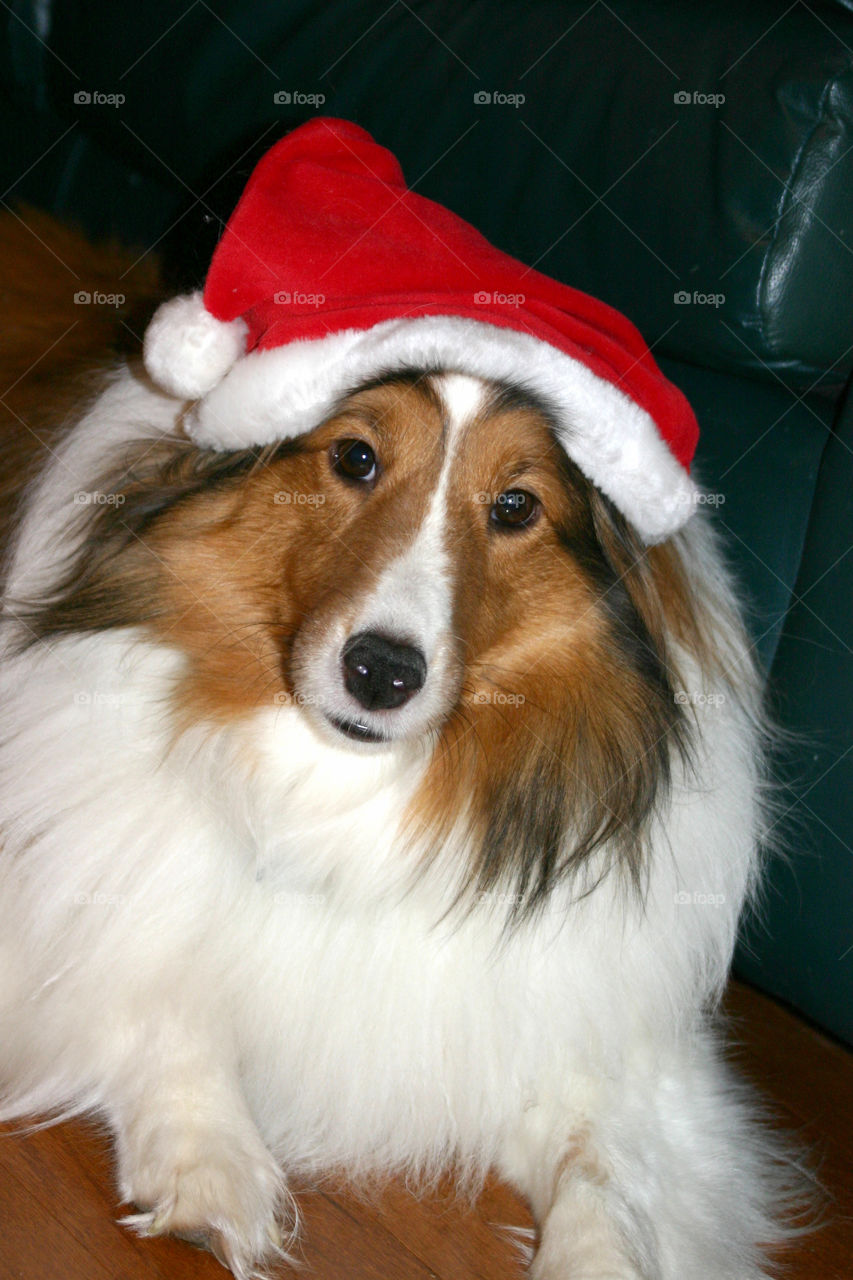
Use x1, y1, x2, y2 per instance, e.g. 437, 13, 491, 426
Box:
331, 439, 377, 483
490, 489, 540, 531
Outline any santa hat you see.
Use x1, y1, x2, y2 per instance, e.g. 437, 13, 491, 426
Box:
144, 118, 699, 542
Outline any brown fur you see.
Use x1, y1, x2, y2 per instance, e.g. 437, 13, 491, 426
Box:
17, 368, 703, 917
3, 212, 708, 918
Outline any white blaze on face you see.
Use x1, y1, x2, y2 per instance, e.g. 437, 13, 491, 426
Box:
314, 373, 486, 746
351, 374, 483, 652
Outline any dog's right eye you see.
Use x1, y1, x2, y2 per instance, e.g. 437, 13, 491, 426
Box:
331, 439, 378, 484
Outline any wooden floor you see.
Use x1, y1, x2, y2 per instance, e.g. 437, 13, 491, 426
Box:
0, 980, 850, 1279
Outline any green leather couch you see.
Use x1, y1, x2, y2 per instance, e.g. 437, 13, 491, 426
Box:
2, 0, 851, 1042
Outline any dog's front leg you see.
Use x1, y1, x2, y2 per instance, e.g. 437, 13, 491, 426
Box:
105, 1017, 293, 1279
499, 1102, 654, 1280
527, 1156, 651, 1280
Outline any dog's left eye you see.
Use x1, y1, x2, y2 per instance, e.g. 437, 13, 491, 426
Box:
490, 489, 540, 530
331, 439, 378, 483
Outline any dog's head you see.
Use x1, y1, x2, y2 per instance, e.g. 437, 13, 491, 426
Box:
24, 368, 713, 912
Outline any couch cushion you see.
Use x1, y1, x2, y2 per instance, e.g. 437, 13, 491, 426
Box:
735, 391, 853, 1047
26, 0, 853, 397
660, 357, 833, 668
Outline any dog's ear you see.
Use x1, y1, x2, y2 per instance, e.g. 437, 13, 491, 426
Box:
589, 488, 740, 687
10, 435, 298, 646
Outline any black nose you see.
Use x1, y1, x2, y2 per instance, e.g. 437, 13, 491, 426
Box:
342, 631, 427, 711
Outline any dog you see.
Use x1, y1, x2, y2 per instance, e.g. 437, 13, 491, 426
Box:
0, 124, 804, 1280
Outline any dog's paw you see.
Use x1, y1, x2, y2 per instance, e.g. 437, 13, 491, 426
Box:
530, 1225, 647, 1280
119, 1128, 296, 1279
531, 1266, 646, 1280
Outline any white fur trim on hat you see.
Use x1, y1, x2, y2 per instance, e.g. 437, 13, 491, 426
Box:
143, 292, 248, 400
180, 314, 696, 543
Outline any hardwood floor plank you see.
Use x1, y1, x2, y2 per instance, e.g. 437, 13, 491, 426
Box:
321, 1175, 531, 1280
0, 1157, 116, 1280
723, 980, 853, 1280
295, 1188, 439, 1279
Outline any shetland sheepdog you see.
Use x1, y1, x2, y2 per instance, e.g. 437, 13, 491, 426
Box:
0, 212, 801, 1279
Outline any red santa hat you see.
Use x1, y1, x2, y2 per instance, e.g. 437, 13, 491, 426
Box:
144, 117, 699, 542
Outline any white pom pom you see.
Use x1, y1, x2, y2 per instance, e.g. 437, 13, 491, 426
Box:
143, 292, 247, 399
